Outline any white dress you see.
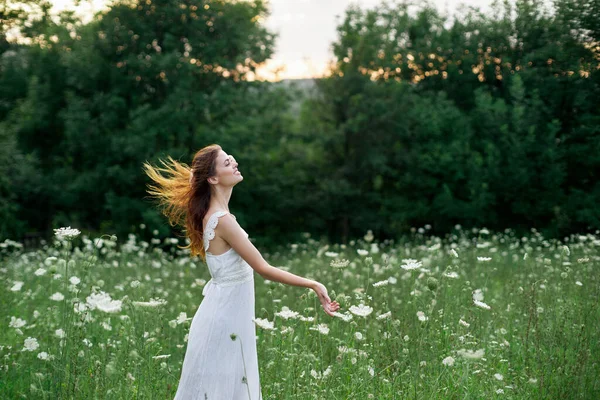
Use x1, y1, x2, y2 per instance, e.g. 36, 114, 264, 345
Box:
173, 211, 262, 400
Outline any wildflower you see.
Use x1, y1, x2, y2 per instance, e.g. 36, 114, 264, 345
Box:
376, 311, 391, 320
152, 354, 171, 359
373, 279, 389, 287
22, 337, 39, 352
496, 388, 504, 394
132, 298, 167, 308
34, 268, 47, 276
332, 311, 353, 322
459, 319, 470, 327
477, 257, 492, 262
86, 291, 122, 313
37, 352, 49, 360
575, 281, 583, 286
54, 226, 81, 241
330, 259, 350, 269
275, 306, 299, 320
450, 249, 459, 258
349, 303, 373, 317
9, 317, 27, 329
474, 300, 491, 310
457, 348, 485, 360
176, 312, 189, 325
416, 311, 428, 322
388, 276, 397, 284
69, 276, 80, 285
309, 324, 330, 335
442, 356, 455, 366
55, 329, 65, 338
400, 259, 422, 270
253, 318, 275, 330
443, 271, 459, 278
494, 373, 504, 381
472, 289, 484, 301
10, 281, 24, 292
354, 332, 363, 340
562, 245, 570, 256
324, 251, 339, 257
357, 249, 369, 256
364, 230, 374, 243
50, 292, 64, 301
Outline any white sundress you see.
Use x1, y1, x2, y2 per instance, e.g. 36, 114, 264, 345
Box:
173, 210, 262, 400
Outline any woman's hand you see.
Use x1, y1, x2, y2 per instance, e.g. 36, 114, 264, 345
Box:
312, 281, 340, 316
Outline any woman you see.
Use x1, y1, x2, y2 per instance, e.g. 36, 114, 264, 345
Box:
143, 144, 340, 400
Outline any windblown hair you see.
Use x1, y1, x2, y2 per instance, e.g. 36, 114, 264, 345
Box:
142, 144, 222, 260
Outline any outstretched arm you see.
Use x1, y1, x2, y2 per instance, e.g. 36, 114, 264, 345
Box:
217, 214, 340, 316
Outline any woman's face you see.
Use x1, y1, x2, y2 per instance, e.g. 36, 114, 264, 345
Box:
211, 150, 242, 186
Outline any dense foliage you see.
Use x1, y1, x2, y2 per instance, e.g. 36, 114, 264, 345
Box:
1, 0, 599, 248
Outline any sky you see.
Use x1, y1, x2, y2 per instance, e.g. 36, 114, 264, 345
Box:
45, 0, 524, 80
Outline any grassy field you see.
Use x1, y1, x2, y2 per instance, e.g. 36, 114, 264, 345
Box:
1, 225, 599, 399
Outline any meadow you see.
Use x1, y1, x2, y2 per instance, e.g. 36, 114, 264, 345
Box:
1, 225, 598, 399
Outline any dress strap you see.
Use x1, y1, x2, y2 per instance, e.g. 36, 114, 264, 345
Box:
203, 210, 233, 251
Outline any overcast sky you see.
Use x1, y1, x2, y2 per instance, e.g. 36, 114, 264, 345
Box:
47, 0, 547, 80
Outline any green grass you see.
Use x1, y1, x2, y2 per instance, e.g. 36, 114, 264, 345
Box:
1, 226, 599, 399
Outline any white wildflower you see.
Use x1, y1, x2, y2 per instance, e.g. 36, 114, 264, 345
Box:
477, 257, 492, 262
22, 337, 39, 352
132, 298, 167, 308
373, 279, 389, 287
9, 317, 27, 329
494, 373, 504, 381
349, 303, 373, 317
376, 311, 391, 320
34, 268, 47, 276
69, 276, 80, 285
357, 249, 369, 256
459, 319, 470, 327
457, 348, 485, 360
10, 281, 24, 292
474, 300, 491, 310
332, 311, 353, 322
400, 259, 422, 270
330, 259, 350, 269
54, 226, 81, 241
309, 323, 329, 335
50, 292, 64, 301
253, 318, 275, 330
416, 311, 428, 322
86, 291, 122, 313
275, 306, 299, 320
442, 356, 455, 366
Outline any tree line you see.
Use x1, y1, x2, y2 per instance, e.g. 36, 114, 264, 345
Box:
1, 0, 599, 248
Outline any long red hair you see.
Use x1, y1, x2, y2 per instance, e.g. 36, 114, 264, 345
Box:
142, 144, 222, 260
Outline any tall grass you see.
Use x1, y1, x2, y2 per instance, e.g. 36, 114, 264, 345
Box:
1, 226, 598, 399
